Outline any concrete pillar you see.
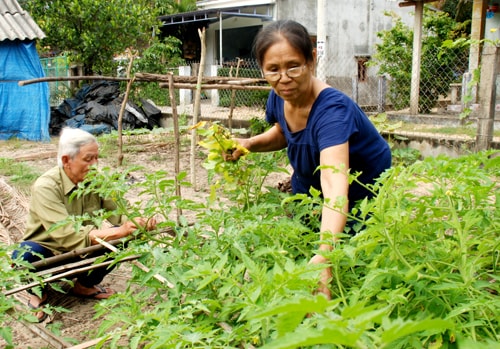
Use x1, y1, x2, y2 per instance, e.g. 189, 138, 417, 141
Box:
468, 0, 487, 104
210, 65, 220, 106
378, 76, 386, 113
476, 45, 499, 151
316, 0, 327, 82
409, 1, 424, 115
178, 66, 192, 106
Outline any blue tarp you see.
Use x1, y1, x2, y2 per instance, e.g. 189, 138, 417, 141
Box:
0, 40, 50, 141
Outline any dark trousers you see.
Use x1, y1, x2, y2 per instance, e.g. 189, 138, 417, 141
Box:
12, 241, 115, 289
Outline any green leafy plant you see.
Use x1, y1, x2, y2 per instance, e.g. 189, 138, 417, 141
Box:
87, 150, 499, 348
193, 121, 289, 208
130, 37, 184, 105
371, 10, 470, 113
2, 132, 498, 348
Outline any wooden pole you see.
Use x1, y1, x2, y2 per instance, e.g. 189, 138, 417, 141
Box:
96, 237, 174, 288
117, 51, 137, 166
28, 239, 126, 269
191, 27, 206, 189
4, 255, 141, 296
159, 83, 270, 91
228, 58, 243, 132
8, 306, 73, 348
18, 74, 267, 87
18, 75, 130, 86
168, 72, 183, 223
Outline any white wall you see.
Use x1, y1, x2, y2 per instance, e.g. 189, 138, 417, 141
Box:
276, 0, 414, 77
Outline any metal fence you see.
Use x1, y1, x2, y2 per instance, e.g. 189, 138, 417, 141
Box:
40, 56, 71, 106
39, 51, 477, 121
177, 49, 473, 122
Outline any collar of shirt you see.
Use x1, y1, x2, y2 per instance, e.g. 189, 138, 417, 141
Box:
59, 167, 78, 196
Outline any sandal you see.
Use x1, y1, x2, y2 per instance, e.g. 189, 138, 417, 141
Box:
27, 297, 48, 323
72, 284, 116, 300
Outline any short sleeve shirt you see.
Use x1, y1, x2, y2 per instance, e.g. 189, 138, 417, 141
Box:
266, 88, 391, 205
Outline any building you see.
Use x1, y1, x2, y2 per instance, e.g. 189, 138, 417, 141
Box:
158, 0, 414, 108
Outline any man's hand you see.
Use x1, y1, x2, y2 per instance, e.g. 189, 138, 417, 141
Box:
309, 254, 332, 300
132, 217, 157, 231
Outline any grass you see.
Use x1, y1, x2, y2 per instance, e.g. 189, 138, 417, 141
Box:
0, 158, 41, 193
398, 122, 500, 138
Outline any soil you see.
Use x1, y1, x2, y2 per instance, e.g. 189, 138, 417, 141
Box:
0, 132, 289, 348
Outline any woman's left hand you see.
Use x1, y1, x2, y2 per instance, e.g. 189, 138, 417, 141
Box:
309, 254, 332, 300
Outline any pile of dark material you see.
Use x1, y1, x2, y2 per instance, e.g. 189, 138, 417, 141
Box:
49, 81, 162, 136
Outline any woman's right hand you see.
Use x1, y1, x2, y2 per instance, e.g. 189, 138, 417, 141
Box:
224, 138, 251, 161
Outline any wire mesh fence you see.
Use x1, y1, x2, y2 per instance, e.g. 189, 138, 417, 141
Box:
177, 49, 473, 122
41, 50, 480, 123
40, 56, 71, 106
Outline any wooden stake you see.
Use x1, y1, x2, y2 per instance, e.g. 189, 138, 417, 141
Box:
190, 27, 206, 189
228, 57, 243, 132
95, 237, 174, 288
168, 72, 183, 223
159, 83, 270, 91
8, 306, 73, 348
4, 255, 141, 297
117, 50, 137, 166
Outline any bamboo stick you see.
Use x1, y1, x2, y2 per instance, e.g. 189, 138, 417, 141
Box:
136, 73, 266, 84
8, 306, 72, 348
191, 27, 206, 189
117, 51, 137, 166
18, 74, 267, 86
18, 75, 130, 86
34, 255, 101, 278
23, 226, 178, 270
95, 237, 174, 288
228, 57, 243, 132
66, 336, 115, 349
168, 73, 183, 223
4, 255, 141, 296
27, 238, 126, 270
159, 83, 271, 90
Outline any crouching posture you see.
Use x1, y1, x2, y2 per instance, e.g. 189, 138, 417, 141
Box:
12, 127, 156, 322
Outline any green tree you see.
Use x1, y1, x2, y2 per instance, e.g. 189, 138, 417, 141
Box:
20, 0, 161, 75
371, 9, 470, 113
152, 0, 197, 15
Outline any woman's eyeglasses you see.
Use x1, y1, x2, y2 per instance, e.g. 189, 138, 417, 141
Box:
263, 65, 308, 82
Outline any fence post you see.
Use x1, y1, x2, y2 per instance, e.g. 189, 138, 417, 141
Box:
179, 66, 191, 106
461, 72, 472, 111
210, 65, 219, 106
377, 76, 386, 113
476, 45, 499, 151
352, 76, 358, 104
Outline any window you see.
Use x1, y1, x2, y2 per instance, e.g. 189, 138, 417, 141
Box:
356, 56, 370, 82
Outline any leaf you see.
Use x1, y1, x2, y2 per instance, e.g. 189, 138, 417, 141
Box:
259, 324, 362, 349
248, 294, 335, 320
381, 318, 453, 344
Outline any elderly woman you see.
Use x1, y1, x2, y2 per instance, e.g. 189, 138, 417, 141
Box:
230, 20, 392, 299
13, 127, 156, 321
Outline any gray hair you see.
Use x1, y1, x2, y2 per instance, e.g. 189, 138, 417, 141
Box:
57, 127, 98, 168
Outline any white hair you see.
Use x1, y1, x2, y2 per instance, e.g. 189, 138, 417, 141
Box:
57, 127, 98, 168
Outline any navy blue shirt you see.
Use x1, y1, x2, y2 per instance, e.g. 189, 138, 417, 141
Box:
266, 88, 391, 206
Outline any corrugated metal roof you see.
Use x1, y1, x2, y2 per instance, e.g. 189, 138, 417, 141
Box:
0, 0, 45, 41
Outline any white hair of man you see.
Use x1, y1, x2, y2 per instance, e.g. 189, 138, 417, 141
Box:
57, 127, 98, 168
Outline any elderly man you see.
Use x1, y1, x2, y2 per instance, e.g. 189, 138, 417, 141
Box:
13, 127, 156, 322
